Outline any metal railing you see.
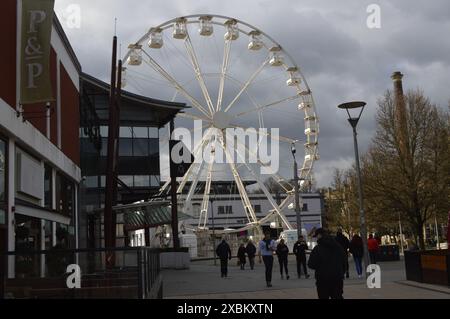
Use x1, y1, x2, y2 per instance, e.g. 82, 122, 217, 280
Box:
0, 247, 161, 299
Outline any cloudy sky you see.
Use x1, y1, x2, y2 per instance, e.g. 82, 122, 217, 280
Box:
54, 0, 450, 188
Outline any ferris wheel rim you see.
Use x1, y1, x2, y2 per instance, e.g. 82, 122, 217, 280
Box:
122, 14, 320, 233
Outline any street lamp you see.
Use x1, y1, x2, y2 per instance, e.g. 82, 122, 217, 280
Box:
337, 101, 370, 276
291, 142, 302, 239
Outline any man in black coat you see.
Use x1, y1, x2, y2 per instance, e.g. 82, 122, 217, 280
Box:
308, 228, 345, 299
335, 229, 350, 278
245, 240, 257, 270
293, 235, 310, 278
216, 239, 232, 278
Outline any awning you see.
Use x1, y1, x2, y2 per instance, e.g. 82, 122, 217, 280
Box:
112, 200, 191, 231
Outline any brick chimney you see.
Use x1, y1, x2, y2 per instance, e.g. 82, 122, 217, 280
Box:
391, 71, 409, 156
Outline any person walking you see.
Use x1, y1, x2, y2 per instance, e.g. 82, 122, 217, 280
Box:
237, 243, 247, 270
368, 234, 379, 264
246, 240, 257, 270
349, 234, 364, 278
258, 231, 276, 287
308, 228, 345, 299
216, 239, 232, 278
276, 238, 290, 280
335, 229, 350, 278
293, 235, 310, 278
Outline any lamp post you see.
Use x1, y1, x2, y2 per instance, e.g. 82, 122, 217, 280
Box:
337, 101, 370, 276
210, 196, 217, 266
291, 143, 302, 239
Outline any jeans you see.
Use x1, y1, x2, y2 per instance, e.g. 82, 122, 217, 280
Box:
354, 256, 363, 276
278, 257, 288, 276
296, 257, 308, 277
262, 255, 274, 283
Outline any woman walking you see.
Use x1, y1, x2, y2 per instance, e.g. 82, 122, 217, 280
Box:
237, 243, 247, 270
276, 238, 290, 280
349, 234, 364, 278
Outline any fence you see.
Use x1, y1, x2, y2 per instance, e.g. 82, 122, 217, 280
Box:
0, 247, 161, 299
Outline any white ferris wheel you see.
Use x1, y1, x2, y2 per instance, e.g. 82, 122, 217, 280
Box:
122, 14, 319, 236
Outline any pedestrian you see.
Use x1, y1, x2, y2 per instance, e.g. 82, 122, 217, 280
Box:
335, 229, 350, 278
276, 238, 290, 280
308, 228, 345, 299
216, 238, 232, 278
237, 243, 247, 270
293, 235, 310, 278
246, 240, 257, 270
368, 234, 379, 264
349, 234, 364, 278
258, 231, 276, 287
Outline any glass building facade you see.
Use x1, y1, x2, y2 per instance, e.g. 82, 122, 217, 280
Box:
79, 73, 185, 248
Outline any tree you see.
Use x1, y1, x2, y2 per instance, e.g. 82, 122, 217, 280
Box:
363, 90, 450, 250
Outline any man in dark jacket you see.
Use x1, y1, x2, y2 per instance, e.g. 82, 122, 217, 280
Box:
245, 240, 257, 270
293, 235, 310, 278
216, 239, 232, 278
308, 228, 345, 299
335, 229, 350, 278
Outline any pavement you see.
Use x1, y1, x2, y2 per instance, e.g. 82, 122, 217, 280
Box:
162, 256, 450, 299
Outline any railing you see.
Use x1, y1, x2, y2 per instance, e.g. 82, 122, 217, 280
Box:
0, 247, 161, 299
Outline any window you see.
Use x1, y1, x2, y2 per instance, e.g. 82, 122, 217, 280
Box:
84, 175, 98, 188
133, 138, 149, 156
119, 127, 133, 138
119, 138, 133, 156
100, 126, 109, 137
302, 203, 308, 211
133, 127, 148, 138
44, 164, 53, 209
118, 176, 134, 188
55, 173, 74, 217
149, 127, 159, 138
134, 175, 149, 187
150, 175, 160, 187
192, 204, 201, 218
218, 205, 233, 215
253, 204, 261, 214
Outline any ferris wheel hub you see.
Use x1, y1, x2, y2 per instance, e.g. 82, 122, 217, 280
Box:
212, 111, 232, 129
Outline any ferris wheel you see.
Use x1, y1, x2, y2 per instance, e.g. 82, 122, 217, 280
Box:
122, 14, 319, 235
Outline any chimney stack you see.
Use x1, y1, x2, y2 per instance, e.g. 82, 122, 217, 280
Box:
391, 71, 404, 95
391, 71, 409, 157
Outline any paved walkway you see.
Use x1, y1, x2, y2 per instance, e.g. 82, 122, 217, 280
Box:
162, 256, 450, 299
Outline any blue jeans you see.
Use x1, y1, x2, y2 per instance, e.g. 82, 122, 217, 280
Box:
353, 256, 363, 276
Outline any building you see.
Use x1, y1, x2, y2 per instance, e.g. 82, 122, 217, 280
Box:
0, 0, 81, 277
79, 73, 185, 249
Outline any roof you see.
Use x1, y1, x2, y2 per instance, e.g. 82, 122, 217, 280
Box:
112, 200, 191, 231
80, 72, 187, 127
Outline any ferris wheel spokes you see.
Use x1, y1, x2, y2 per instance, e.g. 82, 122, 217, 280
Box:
141, 49, 211, 118
223, 57, 270, 113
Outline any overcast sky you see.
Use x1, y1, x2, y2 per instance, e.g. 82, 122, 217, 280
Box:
54, 0, 450, 188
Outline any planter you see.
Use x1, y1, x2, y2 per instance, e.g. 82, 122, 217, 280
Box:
404, 249, 450, 286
